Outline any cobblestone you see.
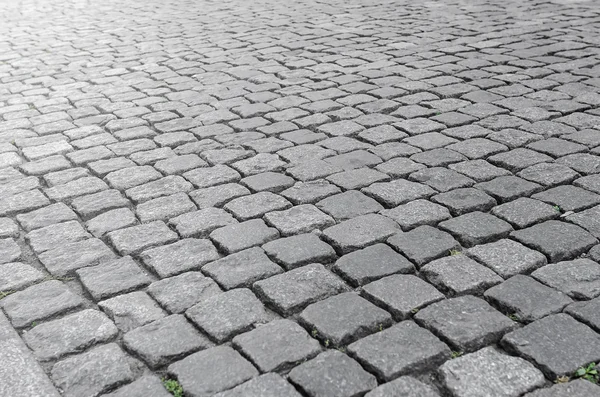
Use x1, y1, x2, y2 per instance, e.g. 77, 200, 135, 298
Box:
3, 0, 600, 394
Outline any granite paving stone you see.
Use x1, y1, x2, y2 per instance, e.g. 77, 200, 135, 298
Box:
232, 319, 322, 372
4, 0, 600, 394
501, 314, 600, 378
415, 296, 517, 352
288, 350, 378, 397
438, 347, 545, 397
348, 321, 451, 381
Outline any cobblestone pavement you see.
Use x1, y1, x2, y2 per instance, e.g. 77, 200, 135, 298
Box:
2, 0, 600, 396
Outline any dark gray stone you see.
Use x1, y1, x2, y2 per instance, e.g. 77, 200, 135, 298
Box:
299, 292, 392, 346
348, 321, 451, 381
362, 274, 445, 320
511, 221, 598, 263
501, 314, 600, 378
202, 247, 282, 290
105, 375, 172, 397
475, 176, 542, 203
415, 296, 517, 352
168, 346, 259, 397
491, 197, 559, 229
254, 263, 349, 315
485, 275, 572, 322
323, 214, 400, 254
421, 255, 503, 296
262, 233, 336, 270
532, 259, 600, 300
213, 373, 302, 397
316, 190, 383, 220
365, 376, 440, 397
210, 219, 279, 254
532, 185, 600, 212
77, 256, 151, 300
98, 291, 166, 332
147, 272, 221, 314
565, 297, 600, 333
439, 212, 513, 248
51, 343, 133, 397
232, 319, 322, 372
432, 188, 496, 216
289, 350, 378, 397
264, 204, 335, 236
123, 314, 212, 368
185, 288, 270, 343
107, 221, 178, 256
333, 243, 414, 287
387, 225, 460, 267
1, 281, 83, 328
362, 179, 435, 207
23, 309, 118, 361
438, 347, 545, 397
381, 199, 451, 230
466, 239, 547, 278
524, 379, 600, 397
140, 238, 220, 278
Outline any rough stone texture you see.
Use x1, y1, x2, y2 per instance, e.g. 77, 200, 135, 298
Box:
168, 346, 259, 397
438, 347, 545, 397
466, 239, 547, 278
254, 263, 349, 315
232, 319, 322, 372
362, 275, 445, 320
147, 272, 222, 314
288, 350, 378, 397
1, 281, 84, 328
123, 314, 212, 368
485, 275, 573, 323
3, 1, 600, 393
524, 379, 600, 397
299, 292, 393, 346
23, 309, 118, 361
365, 377, 440, 397
185, 288, 270, 343
348, 321, 451, 381
510, 220, 598, 262
531, 259, 600, 300
140, 238, 220, 278
415, 296, 517, 352
98, 291, 166, 332
51, 343, 133, 397
0, 312, 62, 397
333, 243, 414, 286
202, 247, 282, 290
213, 374, 302, 397
501, 314, 600, 378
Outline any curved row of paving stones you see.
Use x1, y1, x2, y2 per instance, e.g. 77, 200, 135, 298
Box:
2, 0, 600, 396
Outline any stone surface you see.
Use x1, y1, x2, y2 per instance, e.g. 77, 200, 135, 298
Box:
123, 314, 212, 368
322, 214, 400, 254
140, 238, 220, 278
466, 239, 547, 278
523, 379, 600, 397
511, 221, 598, 263
168, 346, 259, 397
415, 296, 517, 352
1, 281, 83, 328
362, 275, 445, 320
438, 347, 545, 397
348, 321, 451, 381
147, 272, 222, 314
254, 263, 349, 315
23, 309, 118, 361
333, 243, 414, 286
51, 343, 133, 397
501, 314, 600, 378
288, 350, 378, 397
98, 291, 166, 332
485, 275, 573, 323
213, 374, 302, 397
531, 259, 600, 300
232, 319, 322, 372
299, 292, 393, 346
365, 377, 440, 397
185, 288, 270, 343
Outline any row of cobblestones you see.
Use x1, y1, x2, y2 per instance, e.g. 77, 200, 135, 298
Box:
2, 0, 600, 396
